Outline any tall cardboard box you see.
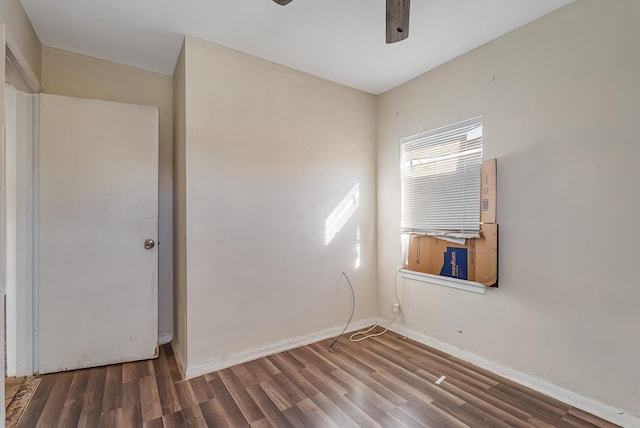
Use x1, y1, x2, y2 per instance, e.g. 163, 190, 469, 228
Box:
481, 159, 497, 224
407, 224, 498, 286
474, 223, 498, 286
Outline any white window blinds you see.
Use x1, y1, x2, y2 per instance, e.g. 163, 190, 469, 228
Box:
401, 117, 482, 236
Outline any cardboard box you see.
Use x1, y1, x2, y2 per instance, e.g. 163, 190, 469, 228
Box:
408, 235, 477, 281
408, 224, 498, 286
481, 158, 497, 224
474, 223, 498, 286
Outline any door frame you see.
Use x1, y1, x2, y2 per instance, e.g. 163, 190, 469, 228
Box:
1, 23, 6, 422
4, 84, 38, 377
5, 31, 40, 94
4, 27, 40, 378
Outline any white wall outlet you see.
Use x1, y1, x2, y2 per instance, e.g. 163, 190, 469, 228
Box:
392, 303, 400, 314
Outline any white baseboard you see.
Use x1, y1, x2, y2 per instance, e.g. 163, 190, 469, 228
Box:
389, 324, 640, 428
184, 317, 379, 379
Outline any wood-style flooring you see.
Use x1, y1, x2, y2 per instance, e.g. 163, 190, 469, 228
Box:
16, 329, 619, 427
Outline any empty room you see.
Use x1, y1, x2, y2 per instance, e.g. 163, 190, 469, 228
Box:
1, 0, 638, 426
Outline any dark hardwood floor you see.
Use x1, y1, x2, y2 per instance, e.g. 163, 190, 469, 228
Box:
16, 329, 619, 427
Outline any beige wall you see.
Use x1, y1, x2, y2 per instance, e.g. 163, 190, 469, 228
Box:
0, 0, 40, 84
41, 46, 175, 342
180, 36, 378, 369
172, 41, 187, 369
377, 0, 640, 416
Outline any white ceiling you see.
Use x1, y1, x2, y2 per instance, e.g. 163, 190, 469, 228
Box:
21, 0, 573, 94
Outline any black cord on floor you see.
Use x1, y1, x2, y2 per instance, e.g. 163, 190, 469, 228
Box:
328, 271, 355, 352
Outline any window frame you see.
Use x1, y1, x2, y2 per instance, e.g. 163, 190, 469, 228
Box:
399, 117, 488, 293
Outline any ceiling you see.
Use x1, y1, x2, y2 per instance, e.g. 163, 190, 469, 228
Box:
21, 0, 573, 94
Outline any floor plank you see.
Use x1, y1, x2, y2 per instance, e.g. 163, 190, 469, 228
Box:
36, 372, 74, 427
57, 370, 91, 427
14, 330, 622, 427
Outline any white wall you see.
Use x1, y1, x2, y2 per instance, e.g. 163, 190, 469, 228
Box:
179, 36, 378, 370
377, 0, 640, 416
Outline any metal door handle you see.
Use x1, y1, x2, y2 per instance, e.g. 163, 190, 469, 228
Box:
144, 239, 155, 250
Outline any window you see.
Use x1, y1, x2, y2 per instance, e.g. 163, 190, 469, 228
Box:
400, 117, 483, 237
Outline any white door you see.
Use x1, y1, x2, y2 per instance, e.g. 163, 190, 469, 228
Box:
38, 94, 159, 374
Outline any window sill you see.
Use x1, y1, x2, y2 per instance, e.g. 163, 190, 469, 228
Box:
400, 269, 487, 294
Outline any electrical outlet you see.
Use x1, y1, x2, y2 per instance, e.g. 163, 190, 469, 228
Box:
392, 303, 400, 314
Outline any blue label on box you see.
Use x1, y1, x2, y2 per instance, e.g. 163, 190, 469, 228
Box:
439, 247, 468, 280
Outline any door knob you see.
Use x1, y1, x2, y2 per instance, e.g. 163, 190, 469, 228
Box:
144, 239, 155, 250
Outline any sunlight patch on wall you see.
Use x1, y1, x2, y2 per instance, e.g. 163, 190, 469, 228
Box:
325, 183, 360, 245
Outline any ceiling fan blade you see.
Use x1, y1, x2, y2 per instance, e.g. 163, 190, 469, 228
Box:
386, 0, 410, 43
273, 0, 294, 5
